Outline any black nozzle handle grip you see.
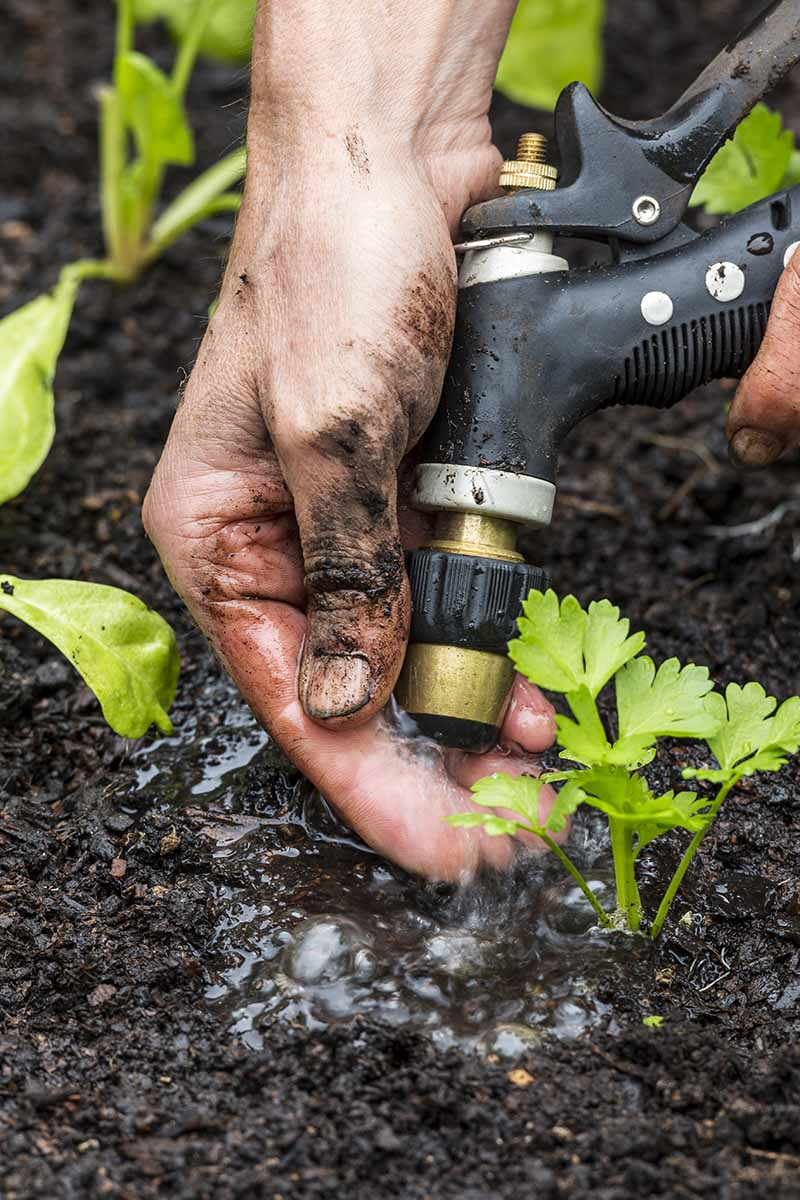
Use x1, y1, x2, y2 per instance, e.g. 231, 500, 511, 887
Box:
422, 186, 800, 485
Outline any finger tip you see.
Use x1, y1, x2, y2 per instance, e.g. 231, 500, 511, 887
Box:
727, 427, 786, 470
501, 703, 556, 754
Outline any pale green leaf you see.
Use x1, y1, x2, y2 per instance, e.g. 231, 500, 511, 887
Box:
446, 811, 521, 838
510, 590, 586, 692
571, 765, 653, 821
483, 816, 524, 838
471, 772, 546, 828
134, 0, 256, 63
691, 104, 795, 215
765, 695, 800, 753
635, 789, 708, 851
447, 812, 497, 829
117, 50, 193, 167
495, 0, 604, 111
616, 657, 720, 750
706, 682, 776, 771
149, 147, 245, 254
0, 269, 80, 504
0, 575, 179, 737
557, 685, 611, 765
544, 777, 586, 833
510, 590, 643, 698
583, 599, 646, 696
563, 768, 706, 843
688, 686, 800, 782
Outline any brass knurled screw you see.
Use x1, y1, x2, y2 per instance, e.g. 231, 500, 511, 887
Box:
499, 132, 558, 192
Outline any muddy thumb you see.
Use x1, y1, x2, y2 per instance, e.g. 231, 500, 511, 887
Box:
284, 450, 411, 729
728, 249, 800, 468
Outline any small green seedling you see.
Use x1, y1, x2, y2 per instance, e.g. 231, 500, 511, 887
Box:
642, 1015, 664, 1029
0, 0, 246, 505
0, 575, 178, 737
448, 591, 800, 938
133, 0, 256, 64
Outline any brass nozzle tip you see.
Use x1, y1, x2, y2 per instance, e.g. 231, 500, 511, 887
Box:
516, 132, 549, 163
499, 133, 558, 192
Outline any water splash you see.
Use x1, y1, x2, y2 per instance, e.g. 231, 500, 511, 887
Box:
129, 672, 631, 1053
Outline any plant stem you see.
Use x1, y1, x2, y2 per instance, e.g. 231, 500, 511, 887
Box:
609, 817, 641, 931
98, 85, 127, 272
61, 259, 127, 286
649, 780, 734, 939
172, 0, 218, 98
115, 0, 135, 71
538, 833, 611, 928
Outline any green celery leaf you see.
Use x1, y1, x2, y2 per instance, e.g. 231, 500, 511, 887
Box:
615, 657, 720, 761
635, 790, 708, 852
510, 590, 644, 698
572, 765, 652, 821
495, 0, 604, 111
688, 688, 800, 781
511, 590, 586, 692
557, 684, 611, 765
706, 682, 776, 771
0, 268, 80, 504
134, 0, 255, 63
117, 51, 193, 167
570, 767, 706, 847
691, 103, 795, 215
582, 599, 646, 696
544, 777, 586, 833
764, 695, 800, 752
0, 575, 179, 737
446, 812, 521, 838
471, 772, 546, 828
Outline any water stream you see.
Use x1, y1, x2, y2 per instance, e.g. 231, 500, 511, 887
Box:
128, 674, 636, 1054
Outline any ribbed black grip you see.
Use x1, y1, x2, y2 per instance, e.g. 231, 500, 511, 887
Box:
407, 549, 549, 654
420, 186, 800, 484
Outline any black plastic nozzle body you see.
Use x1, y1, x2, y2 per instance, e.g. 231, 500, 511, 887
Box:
421, 189, 800, 487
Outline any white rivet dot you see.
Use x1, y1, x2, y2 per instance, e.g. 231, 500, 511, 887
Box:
706, 262, 745, 302
784, 241, 800, 269
641, 291, 674, 326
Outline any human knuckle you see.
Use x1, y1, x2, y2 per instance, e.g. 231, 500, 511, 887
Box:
142, 481, 168, 546
303, 535, 403, 599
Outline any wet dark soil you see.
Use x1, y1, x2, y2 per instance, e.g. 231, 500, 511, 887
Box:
3, 1, 800, 1196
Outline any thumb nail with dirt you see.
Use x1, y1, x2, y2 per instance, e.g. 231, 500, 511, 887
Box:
303, 653, 371, 720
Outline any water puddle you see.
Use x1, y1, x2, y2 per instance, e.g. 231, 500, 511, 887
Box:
128, 673, 638, 1054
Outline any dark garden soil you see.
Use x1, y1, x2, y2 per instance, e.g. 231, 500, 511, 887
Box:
2, 1, 800, 1197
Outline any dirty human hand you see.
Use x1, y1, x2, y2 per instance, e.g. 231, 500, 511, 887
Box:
728, 248, 800, 466
144, 0, 558, 881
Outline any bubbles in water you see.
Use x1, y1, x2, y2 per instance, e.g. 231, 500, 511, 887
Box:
479, 1023, 548, 1060
284, 917, 368, 984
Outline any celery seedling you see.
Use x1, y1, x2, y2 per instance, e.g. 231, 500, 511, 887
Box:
448, 591, 800, 937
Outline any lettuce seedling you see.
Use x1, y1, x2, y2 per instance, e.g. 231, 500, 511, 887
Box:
494, 0, 605, 111
448, 591, 800, 937
133, 0, 256, 64
691, 103, 800, 215
0, 575, 178, 737
0, 0, 245, 504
